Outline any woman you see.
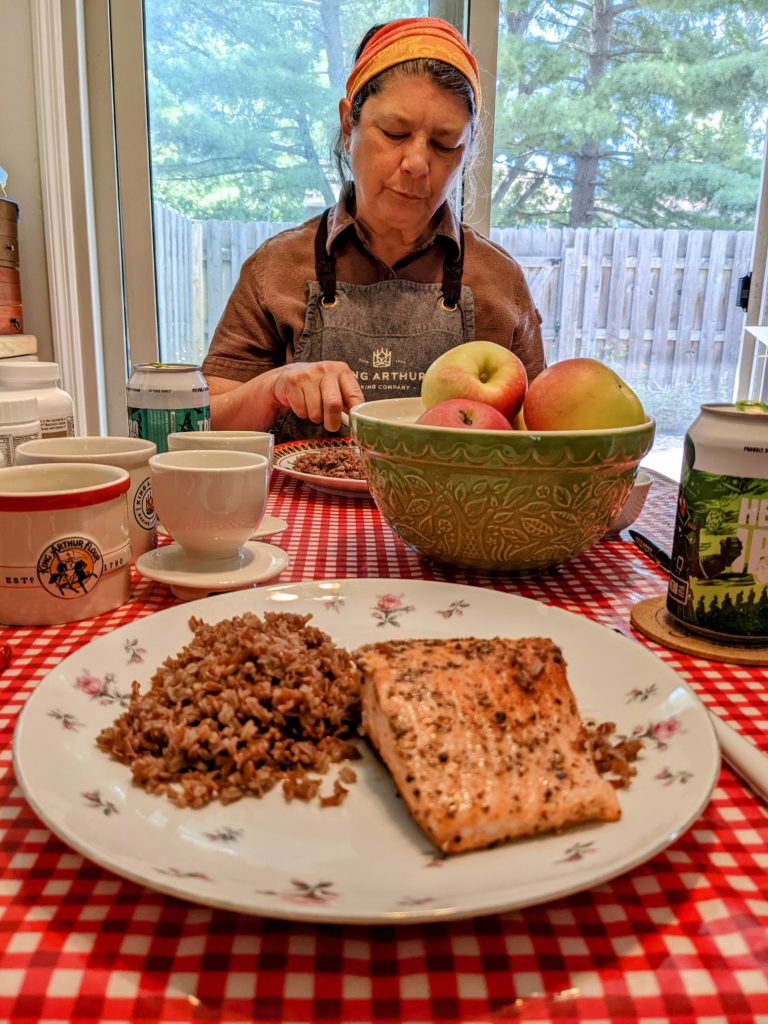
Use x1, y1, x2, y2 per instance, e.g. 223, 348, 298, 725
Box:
203, 17, 545, 442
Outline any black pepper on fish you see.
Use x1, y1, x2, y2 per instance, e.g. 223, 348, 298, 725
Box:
355, 634, 637, 853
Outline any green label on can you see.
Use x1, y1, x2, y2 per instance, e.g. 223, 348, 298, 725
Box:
667, 458, 768, 639
127, 406, 211, 454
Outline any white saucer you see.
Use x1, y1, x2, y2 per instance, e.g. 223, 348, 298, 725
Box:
135, 541, 290, 601
255, 514, 289, 538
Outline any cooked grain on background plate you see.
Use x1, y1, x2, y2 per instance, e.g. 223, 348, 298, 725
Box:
293, 446, 365, 479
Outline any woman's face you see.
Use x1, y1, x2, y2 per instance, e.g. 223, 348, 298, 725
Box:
340, 76, 472, 245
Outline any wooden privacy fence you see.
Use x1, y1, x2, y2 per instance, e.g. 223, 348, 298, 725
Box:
495, 226, 751, 394
154, 203, 751, 398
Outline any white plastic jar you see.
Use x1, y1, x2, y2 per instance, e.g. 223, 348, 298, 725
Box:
0, 360, 75, 439
0, 395, 42, 467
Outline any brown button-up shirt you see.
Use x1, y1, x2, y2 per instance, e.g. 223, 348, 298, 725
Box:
203, 198, 545, 383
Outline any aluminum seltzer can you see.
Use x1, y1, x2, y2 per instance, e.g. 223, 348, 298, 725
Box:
666, 402, 768, 641
127, 363, 210, 454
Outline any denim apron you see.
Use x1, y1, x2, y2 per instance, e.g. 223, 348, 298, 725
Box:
272, 207, 475, 443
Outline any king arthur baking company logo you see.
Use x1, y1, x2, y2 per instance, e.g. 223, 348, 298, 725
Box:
133, 476, 156, 531
37, 537, 103, 599
372, 347, 392, 369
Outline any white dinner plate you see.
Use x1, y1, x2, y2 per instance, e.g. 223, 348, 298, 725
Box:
273, 438, 370, 496
13, 579, 719, 925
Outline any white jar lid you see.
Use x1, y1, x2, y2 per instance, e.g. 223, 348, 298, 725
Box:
0, 360, 61, 385
0, 395, 40, 424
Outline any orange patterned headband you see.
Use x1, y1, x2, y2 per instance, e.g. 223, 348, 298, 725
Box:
345, 18, 481, 111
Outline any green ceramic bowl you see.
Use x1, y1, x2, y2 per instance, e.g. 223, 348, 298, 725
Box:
351, 397, 656, 572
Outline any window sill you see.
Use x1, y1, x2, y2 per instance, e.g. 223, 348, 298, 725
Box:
642, 446, 682, 484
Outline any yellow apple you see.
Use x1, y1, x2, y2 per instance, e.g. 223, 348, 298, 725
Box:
522, 358, 646, 430
421, 341, 528, 422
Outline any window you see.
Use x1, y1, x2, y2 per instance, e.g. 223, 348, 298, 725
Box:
143, 0, 430, 365
72, 0, 768, 462
488, 2, 768, 474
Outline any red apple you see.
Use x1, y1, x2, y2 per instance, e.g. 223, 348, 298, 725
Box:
522, 358, 646, 430
416, 398, 513, 430
421, 340, 528, 422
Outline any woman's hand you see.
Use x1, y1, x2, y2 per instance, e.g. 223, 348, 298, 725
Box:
268, 361, 365, 432
208, 362, 365, 433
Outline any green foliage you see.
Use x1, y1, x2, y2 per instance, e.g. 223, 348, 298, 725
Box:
492, 0, 768, 228
145, 0, 427, 220
623, 374, 732, 434
144, 0, 767, 228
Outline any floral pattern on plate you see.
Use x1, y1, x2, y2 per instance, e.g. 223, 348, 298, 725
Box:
372, 593, 415, 627
75, 670, 130, 707
13, 579, 719, 925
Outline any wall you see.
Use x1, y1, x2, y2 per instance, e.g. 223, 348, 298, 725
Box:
0, 0, 53, 360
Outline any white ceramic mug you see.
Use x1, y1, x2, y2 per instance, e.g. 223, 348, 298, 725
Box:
604, 470, 653, 536
15, 436, 157, 558
149, 449, 269, 560
167, 430, 274, 482
0, 462, 131, 626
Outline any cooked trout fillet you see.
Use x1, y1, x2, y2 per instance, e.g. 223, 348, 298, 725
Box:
354, 636, 620, 853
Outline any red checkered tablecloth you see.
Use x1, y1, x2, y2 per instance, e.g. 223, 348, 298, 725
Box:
1, 471, 766, 1024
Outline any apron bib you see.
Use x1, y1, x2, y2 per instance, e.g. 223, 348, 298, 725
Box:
273, 208, 475, 443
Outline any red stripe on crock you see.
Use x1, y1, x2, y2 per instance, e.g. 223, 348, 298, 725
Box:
0, 476, 130, 512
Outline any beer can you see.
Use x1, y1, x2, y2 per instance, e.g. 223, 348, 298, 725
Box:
666, 401, 768, 641
127, 363, 210, 454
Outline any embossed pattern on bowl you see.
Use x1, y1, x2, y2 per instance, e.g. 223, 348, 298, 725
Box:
352, 398, 656, 572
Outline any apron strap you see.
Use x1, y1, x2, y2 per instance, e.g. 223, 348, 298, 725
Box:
315, 208, 337, 306
440, 229, 464, 311
314, 206, 465, 310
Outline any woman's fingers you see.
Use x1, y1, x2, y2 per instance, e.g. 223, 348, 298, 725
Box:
319, 365, 364, 431
340, 367, 365, 411
273, 361, 363, 430
319, 375, 345, 432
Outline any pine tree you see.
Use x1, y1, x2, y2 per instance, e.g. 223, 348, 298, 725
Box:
492, 0, 768, 228
142, 0, 768, 227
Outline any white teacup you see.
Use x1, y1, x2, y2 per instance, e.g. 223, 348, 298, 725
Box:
149, 449, 269, 561
167, 430, 274, 482
15, 436, 157, 558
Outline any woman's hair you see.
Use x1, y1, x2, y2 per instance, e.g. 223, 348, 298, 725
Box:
331, 24, 482, 206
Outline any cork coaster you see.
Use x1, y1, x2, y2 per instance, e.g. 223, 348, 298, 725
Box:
630, 595, 768, 666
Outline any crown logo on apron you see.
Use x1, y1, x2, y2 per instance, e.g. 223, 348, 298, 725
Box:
372, 347, 392, 369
